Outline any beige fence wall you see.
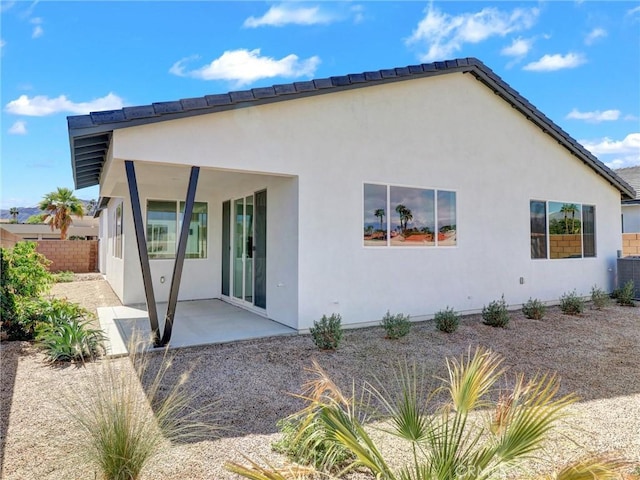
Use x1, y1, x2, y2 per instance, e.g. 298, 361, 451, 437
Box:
622, 233, 640, 257
0, 228, 22, 249
549, 234, 582, 259
35, 240, 99, 273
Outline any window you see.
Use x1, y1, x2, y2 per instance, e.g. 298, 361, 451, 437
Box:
364, 183, 456, 247
146, 200, 207, 259
180, 201, 208, 259
114, 202, 123, 259
530, 200, 596, 259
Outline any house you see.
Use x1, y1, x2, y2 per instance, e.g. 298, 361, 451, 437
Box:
613, 166, 640, 257
0, 216, 99, 241
615, 166, 640, 233
67, 57, 634, 344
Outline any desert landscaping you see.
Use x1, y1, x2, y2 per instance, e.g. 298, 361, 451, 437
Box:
1, 275, 639, 479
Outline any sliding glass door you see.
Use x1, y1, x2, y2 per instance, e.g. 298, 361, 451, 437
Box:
223, 190, 266, 309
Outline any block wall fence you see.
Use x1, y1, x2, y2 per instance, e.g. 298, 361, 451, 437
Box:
622, 233, 640, 257
35, 240, 98, 273
0, 228, 22, 249
549, 234, 582, 259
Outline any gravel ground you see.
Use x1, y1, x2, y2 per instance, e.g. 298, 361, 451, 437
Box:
1, 278, 639, 479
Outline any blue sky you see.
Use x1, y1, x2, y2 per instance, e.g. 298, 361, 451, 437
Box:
1, 1, 639, 209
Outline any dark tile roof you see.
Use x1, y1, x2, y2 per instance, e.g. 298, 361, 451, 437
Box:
67, 57, 635, 199
616, 166, 640, 202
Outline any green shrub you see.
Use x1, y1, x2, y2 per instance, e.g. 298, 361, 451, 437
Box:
434, 307, 459, 333
53, 271, 75, 283
522, 298, 546, 320
36, 316, 104, 363
590, 285, 610, 310
310, 314, 343, 350
482, 295, 509, 328
6, 297, 93, 341
0, 248, 17, 338
4, 242, 52, 297
380, 310, 411, 339
273, 417, 353, 472
616, 280, 635, 306
559, 290, 584, 315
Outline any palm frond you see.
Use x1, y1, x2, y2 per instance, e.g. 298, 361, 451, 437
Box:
538, 455, 630, 480
319, 404, 397, 480
445, 347, 504, 414
225, 455, 318, 480
368, 361, 434, 445
491, 372, 576, 466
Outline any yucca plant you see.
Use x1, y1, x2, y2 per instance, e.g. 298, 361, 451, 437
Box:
67, 336, 219, 480
227, 347, 626, 480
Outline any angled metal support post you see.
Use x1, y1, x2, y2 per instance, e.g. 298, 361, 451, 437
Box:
125, 160, 161, 347
160, 166, 200, 346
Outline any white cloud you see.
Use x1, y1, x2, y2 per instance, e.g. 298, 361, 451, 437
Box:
566, 108, 620, 123
351, 5, 365, 24
523, 52, 586, 71
406, 5, 539, 62
582, 133, 640, 169
0, 1, 15, 13
8, 120, 27, 135
584, 27, 606, 45
582, 133, 640, 156
30, 16, 43, 38
170, 49, 320, 87
244, 4, 335, 28
5, 92, 125, 116
500, 37, 533, 57
627, 6, 640, 18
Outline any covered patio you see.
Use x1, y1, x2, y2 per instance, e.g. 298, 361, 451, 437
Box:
98, 299, 296, 356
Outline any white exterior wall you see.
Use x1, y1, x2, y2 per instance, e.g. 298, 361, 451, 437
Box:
102, 198, 125, 300
101, 164, 299, 328
622, 204, 640, 233
98, 210, 107, 274
107, 72, 622, 330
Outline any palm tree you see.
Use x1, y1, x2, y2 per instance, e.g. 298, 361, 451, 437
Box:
396, 204, 413, 232
395, 204, 412, 232
374, 208, 385, 232
9, 207, 19, 223
38, 187, 85, 240
560, 204, 571, 234
87, 199, 98, 216
403, 208, 413, 231
567, 204, 579, 233
559, 204, 579, 234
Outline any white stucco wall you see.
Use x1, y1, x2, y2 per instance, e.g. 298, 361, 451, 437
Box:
102, 198, 125, 301
101, 165, 299, 328
622, 204, 640, 233
106, 72, 623, 330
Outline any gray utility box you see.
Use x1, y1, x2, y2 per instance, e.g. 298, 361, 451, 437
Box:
617, 257, 640, 299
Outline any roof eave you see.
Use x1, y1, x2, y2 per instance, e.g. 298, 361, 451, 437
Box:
67, 57, 635, 199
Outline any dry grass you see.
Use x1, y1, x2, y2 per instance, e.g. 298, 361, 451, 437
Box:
1, 278, 639, 479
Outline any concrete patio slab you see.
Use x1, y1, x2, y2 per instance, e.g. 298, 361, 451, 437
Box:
97, 299, 296, 356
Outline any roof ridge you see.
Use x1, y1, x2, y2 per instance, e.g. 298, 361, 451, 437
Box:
68, 57, 482, 128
